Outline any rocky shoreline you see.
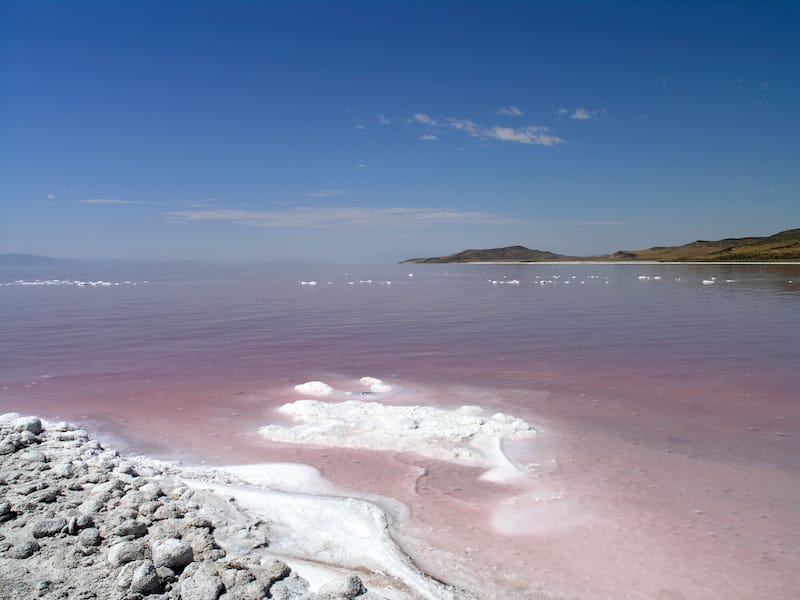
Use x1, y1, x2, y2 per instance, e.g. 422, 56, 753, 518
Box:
0, 413, 386, 600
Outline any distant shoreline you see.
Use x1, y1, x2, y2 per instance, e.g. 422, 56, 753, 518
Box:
410, 261, 800, 265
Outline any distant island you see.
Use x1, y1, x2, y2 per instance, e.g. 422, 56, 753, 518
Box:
402, 229, 800, 264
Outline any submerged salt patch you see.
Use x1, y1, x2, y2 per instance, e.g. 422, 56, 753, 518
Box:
294, 381, 333, 396
259, 400, 534, 465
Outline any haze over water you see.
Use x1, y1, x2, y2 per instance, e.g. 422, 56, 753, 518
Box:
2, 262, 799, 598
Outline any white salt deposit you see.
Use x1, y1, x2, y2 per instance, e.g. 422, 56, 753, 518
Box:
259, 400, 534, 466
217, 463, 337, 495
2, 279, 143, 287
184, 478, 467, 600
294, 381, 334, 396
359, 376, 393, 393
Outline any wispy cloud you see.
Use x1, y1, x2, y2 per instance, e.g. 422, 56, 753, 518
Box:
47, 193, 56, 200
559, 107, 605, 120
412, 113, 438, 126
81, 198, 146, 205
497, 105, 524, 117
412, 112, 563, 146
485, 126, 562, 145
307, 189, 350, 198
356, 162, 368, 169
378, 113, 392, 125
167, 206, 525, 229
420, 134, 438, 141
355, 124, 367, 130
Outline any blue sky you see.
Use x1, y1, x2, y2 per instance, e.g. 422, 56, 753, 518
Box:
1, 0, 797, 263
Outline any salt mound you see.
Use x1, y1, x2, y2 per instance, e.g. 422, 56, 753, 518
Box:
293, 381, 333, 396
259, 400, 534, 465
359, 376, 393, 393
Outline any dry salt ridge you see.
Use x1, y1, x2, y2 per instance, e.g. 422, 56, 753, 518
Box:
0, 379, 539, 600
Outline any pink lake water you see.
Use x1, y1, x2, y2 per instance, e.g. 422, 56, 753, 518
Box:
1, 262, 799, 599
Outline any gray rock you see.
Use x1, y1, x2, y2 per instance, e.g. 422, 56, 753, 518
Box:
32, 517, 68, 538
224, 580, 269, 600
152, 537, 194, 571
30, 487, 60, 504
8, 540, 40, 559
52, 462, 76, 479
130, 560, 162, 595
317, 575, 366, 599
188, 516, 214, 530
78, 527, 102, 547
0, 501, 15, 522
14, 416, 43, 435
115, 519, 148, 538
18, 449, 47, 463
180, 570, 225, 600
107, 540, 148, 567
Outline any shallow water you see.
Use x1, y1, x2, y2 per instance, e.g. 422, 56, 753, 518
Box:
2, 262, 799, 598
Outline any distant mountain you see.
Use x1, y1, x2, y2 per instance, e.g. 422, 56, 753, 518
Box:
0, 253, 83, 266
402, 246, 570, 263
401, 229, 800, 263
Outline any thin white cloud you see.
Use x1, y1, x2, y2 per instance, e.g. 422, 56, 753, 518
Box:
378, 113, 392, 125
557, 107, 605, 120
355, 124, 367, 130
307, 189, 350, 198
413, 113, 563, 146
47, 193, 56, 200
420, 134, 438, 141
447, 118, 482, 137
81, 198, 146, 205
356, 162, 368, 169
487, 126, 562, 146
167, 206, 526, 229
412, 113, 438, 126
497, 105, 524, 117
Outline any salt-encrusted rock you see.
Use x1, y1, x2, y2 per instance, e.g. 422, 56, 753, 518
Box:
269, 573, 311, 600
32, 517, 67, 538
138, 482, 165, 499
138, 499, 163, 516
152, 537, 194, 571
130, 559, 162, 595
153, 502, 185, 520
107, 539, 148, 566
254, 557, 291, 586
316, 575, 367, 599
180, 569, 225, 600
14, 416, 43, 435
